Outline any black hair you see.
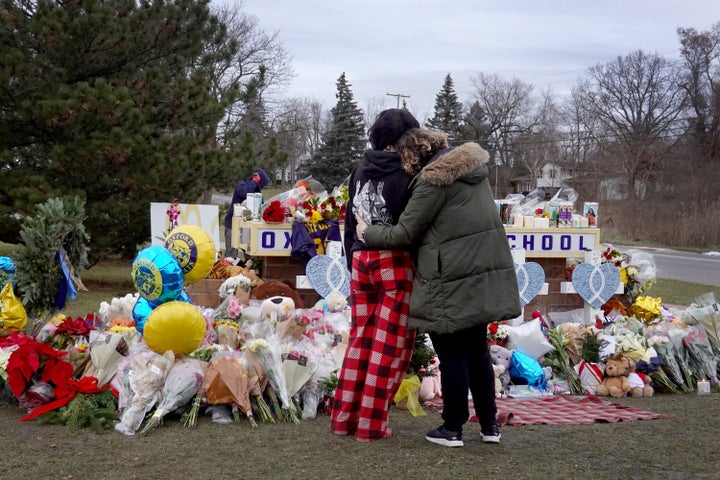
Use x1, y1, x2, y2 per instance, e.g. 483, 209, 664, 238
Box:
368, 109, 420, 151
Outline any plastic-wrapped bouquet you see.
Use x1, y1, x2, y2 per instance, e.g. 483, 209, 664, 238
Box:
139, 357, 206, 435
114, 345, 175, 436
203, 353, 258, 427
682, 327, 719, 385
246, 335, 299, 424
646, 334, 685, 393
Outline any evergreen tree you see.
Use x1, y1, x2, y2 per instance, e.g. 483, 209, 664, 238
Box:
425, 74, 464, 142
0, 0, 262, 258
459, 101, 493, 150
308, 73, 366, 190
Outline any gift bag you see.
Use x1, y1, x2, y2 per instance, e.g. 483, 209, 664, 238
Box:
574, 360, 604, 395
0, 283, 27, 334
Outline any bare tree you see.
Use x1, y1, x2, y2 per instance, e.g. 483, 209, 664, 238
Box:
677, 23, 720, 166
363, 96, 388, 131
469, 73, 537, 167
270, 97, 328, 185
513, 90, 564, 190
571, 50, 687, 200
208, 3, 293, 138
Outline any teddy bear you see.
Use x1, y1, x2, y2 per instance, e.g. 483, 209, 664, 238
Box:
596, 354, 633, 398
490, 344, 513, 391
313, 291, 348, 313
492, 363, 506, 398
249, 279, 304, 308
626, 357, 654, 397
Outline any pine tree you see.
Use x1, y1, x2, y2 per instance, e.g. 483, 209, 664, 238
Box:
308, 73, 366, 190
459, 101, 493, 150
425, 74, 464, 142
0, 0, 258, 258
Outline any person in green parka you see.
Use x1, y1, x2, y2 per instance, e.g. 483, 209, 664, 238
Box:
355, 128, 521, 448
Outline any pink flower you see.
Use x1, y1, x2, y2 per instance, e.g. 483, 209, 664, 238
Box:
227, 295, 243, 319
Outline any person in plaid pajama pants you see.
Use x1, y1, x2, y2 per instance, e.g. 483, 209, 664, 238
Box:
330, 108, 420, 442
330, 249, 415, 441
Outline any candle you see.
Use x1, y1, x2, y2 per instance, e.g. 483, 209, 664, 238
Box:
698, 379, 711, 395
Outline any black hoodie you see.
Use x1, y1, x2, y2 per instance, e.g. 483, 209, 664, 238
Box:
343, 150, 413, 270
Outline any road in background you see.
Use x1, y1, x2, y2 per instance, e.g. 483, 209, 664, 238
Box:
619, 246, 720, 287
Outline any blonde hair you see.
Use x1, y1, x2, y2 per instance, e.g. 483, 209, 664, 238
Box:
396, 129, 449, 175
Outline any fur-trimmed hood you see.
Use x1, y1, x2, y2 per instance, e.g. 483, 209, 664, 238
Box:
421, 142, 490, 187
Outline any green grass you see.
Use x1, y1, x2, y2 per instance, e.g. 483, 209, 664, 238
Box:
0, 241, 19, 257
644, 277, 720, 306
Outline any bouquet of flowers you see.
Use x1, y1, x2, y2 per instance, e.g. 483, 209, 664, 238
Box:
647, 334, 685, 389
686, 293, 720, 355
601, 246, 656, 303
202, 353, 257, 428
0, 332, 74, 412
241, 348, 275, 424
682, 327, 719, 384
114, 346, 175, 436
246, 335, 299, 423
542, 326, 583, 395
280, 337, 318, 400
301, 351, 336, 419
140, 357, 206, 435
487, 321, 510, 347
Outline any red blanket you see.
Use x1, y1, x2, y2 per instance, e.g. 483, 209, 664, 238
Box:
425, 395, 673, 425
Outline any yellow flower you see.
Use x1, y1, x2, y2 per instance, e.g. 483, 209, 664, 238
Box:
308, 210, 323, 224
620, 267, 629, 285
247, 338, 270, 353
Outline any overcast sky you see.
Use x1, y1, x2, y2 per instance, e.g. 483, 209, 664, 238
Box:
237, 1, 720, 119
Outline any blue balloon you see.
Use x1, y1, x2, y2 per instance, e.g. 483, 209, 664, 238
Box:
132, 296, 158, 334
0, 256, 15, 289
510, 350, 547, 390
131, 246, 184, 303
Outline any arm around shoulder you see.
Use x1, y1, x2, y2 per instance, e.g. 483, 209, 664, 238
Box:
362, 180, 442, 249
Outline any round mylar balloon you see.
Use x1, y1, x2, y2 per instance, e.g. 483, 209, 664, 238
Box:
131, 245, 184, 303
0, 256, 15, 289
510, 350, 547, 390
143, 301, 206, 355
131, 296, 158, 335
163, 225, 216, 285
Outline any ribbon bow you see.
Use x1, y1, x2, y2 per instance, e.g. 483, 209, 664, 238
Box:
20, 376, 117, 422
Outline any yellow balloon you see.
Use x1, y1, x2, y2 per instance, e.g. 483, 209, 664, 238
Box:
143, 301, 206, 355
164, 225, 216, 284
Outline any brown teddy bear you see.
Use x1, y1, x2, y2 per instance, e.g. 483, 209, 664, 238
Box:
596, 354, 633, 398
249, 279, 304, 308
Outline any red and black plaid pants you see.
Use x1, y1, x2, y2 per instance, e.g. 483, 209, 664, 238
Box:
330, 249, 415, 441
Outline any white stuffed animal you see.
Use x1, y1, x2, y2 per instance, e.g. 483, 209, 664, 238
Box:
260, 296, 295, 324
492, 364, 506, 398
313, 291, 348, 313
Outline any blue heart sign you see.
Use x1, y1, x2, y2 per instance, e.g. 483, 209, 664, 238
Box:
571, 262, 621, 309
514, 262, 546, 307
305, 254, 351, 299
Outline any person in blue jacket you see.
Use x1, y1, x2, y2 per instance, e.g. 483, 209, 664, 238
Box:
224, 168, 272, 258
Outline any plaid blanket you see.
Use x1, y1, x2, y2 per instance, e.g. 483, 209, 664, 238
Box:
425, 395, 673, 425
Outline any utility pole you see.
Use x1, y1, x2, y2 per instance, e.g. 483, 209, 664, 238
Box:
386, 92, 410, 109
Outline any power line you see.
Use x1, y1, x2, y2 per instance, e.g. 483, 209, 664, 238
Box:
386, 92, 410, 109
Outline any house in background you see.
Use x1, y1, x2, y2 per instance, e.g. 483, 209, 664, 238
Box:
511, 162, 572, 198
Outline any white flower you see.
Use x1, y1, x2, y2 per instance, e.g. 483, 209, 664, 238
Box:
496, 324, 511, 340
0, 346, 16, 381
219, 274, 252, 298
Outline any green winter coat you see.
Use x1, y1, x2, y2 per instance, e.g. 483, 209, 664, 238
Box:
362, 142, 521, 334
